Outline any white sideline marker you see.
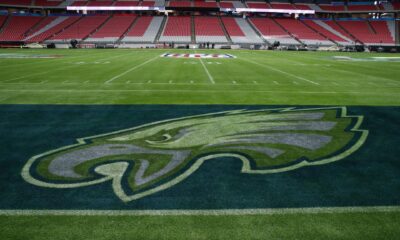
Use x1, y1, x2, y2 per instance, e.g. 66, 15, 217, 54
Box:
0, 206, 399, 216
105, 55, 161, 84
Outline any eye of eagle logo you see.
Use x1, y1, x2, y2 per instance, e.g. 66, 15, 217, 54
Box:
22, 107, 368, 202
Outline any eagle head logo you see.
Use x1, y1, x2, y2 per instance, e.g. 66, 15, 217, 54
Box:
22, 107, 368, 202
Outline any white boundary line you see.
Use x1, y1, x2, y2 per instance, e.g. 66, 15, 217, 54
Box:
0, 206, 399, 216
105, 55, 162, 84
239, 58, 319, 85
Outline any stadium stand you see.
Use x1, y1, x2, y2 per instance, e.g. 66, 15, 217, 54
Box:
301, 19, 350, 45
194, 1, 218, 8
0, 0, 32, 6
275, 18, 332, 45
34, 0, 62, 7
122, 16, 163, 43
86, 15, 136, 42
249, 17, 299, 45
159, 16, 191, 43
337, 20, 395, 45
195, 16, 228, 43
24, 16, 81, 42
114, 1, 140, 6
0, 15, 42, 41
221, 17, 263, 44
0, 0, 398, 47
168, 1, 192, 7
49, 15, 109, 41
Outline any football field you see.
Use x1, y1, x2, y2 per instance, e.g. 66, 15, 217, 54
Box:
0, 48, 400, 239
0, 48, 399, 105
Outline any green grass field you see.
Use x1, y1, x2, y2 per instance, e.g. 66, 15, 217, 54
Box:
0, 48, 400, 240
0, 48, 399, 105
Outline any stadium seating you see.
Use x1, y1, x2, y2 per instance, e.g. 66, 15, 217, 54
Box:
114, 1, 140, 6
25, 16, 81, 42
0, 0, 32, 6
86, 15, 136, 42
301, 19, 349, 45
0, 15, 7, 28
246, 2, 269, 8
318, 4, 345, 12
34, 0, 62, 7
219, 2, 234, 8
50, 15, 109, 41
87, 1, 114, 6
270, 3, 296, 10
323, 20, 358, 43
195, 16, 228, 43
169, 1, 192, 7
337, 20, 394, 45
347, 4, 378, 12
249, 17, 299, 44
194, 1, 218, 8
122, 16, 163, 42
221, 17, 263, 44
159, 16, 191, 43
0, 15, 42, 41
1, 14, 397, 46
275, 18, 331, 45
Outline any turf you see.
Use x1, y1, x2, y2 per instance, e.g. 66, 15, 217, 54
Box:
2, 212, 400, 240
0, 48, 399, 239
0, 48, 399, 105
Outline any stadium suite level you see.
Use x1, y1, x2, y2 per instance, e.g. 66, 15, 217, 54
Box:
0, 0, 399, 48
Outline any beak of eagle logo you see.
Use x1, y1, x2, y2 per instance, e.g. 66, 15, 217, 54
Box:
22, 107, 368, 202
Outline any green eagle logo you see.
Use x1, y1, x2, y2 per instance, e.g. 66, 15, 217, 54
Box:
22, 107, 368, 202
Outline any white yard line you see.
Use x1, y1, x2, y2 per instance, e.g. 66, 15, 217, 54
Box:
105, 55, 161, 84
198, 57, 215, 84
0, 206, 399, 216
240, 58, 319, 85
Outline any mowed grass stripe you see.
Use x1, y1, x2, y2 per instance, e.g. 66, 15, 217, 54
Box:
238, 57, 320, 85
247, 51, 399, 86
0, 51, 134, 83
105, 54, 163, 84
274, 51, 400, 83
0, 49, 110, 70
1, 212, 399, 240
